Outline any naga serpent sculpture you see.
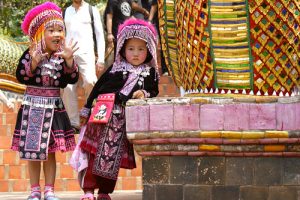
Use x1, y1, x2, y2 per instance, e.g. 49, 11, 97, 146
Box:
0, 0, 299, 97
0, 35, 27, 93
158, 0, 300, 96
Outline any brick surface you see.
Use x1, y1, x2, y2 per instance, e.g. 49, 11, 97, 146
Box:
174, 104, 200, 131
155, 184, 183, 200
225, 158, 254, 185
5, 113, 17, 125
183, 185, 211, 200
268, 186, 298, 200
60, 164, 75, 179
0, 136, 12, 149
211, 186, 240, 200
0, 180, 9, 192
170, 157, 198, 184
240, 186, 268, 200
198, 157, 225, 185
159, 76, 173, 84
143, 185, 155, 200
3, 150, 18, 165
224, 104, 250, 131
12, 179, 29, 191
126, 105, 150, 132
143, 157, 169, 184
249, 104, 276, 130
149, 104, 174, 131
0, 124, 7, 136
122, 177, 138, 190
200, 104, 224, 131
8, 165, 24, 179
56, 151, 67, 164
65, 179, 81, 191
283, 158, 300, 185
2, 103, 16, 113
0, 165, 5, 179
276, 103, 299, 130
0, 113, 3, 125
131, 155, 142, 177
254, 158, 282, 185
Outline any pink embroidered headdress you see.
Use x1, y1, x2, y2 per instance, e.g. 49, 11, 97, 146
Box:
112, 18, 159, 75
21, 1, 64, 53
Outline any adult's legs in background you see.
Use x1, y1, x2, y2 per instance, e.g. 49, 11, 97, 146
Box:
62, 53, 97, 129
77, 54, 98, 100
62, 83, 79, 128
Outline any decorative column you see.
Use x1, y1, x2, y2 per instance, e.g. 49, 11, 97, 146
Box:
126, 96, 300, 200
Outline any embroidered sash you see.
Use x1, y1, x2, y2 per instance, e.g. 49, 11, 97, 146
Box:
19, 105, 53, 160
19, 86, 60, 161
92, 105, 125, 180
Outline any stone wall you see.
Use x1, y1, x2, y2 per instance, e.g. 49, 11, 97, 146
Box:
143, 156, 300, 200
126, 95, 300, 200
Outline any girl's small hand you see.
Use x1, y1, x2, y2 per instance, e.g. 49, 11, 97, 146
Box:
55, 38, 79, 68
132, 90, 145, 99
55, 38, 79, 59
29, 42, 48, 71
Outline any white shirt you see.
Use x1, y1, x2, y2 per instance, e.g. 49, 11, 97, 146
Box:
64, 1, 105, 63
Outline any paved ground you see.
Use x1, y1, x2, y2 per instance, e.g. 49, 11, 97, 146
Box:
0, 190, 142, 200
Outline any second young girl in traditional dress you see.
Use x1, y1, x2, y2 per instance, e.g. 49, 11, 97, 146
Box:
11, 2, 79, 200
77, 18, 159, 200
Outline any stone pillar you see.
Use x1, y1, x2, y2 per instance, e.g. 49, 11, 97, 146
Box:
126, 96, 300, 200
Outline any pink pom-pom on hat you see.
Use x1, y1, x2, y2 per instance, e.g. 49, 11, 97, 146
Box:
117, 18, 157, 38
21, 1, 62, 37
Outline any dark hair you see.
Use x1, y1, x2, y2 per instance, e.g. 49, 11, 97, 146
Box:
120, 39, 153, 64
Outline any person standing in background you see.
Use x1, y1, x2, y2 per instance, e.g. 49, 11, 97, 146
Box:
147, 0, 169, 75
63, 0, 106, 131
132, 0, 144, 19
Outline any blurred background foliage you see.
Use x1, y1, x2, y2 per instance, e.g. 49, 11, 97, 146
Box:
0, 0, 107, 39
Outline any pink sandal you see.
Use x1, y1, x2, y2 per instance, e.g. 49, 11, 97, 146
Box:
80, 193, 95, 200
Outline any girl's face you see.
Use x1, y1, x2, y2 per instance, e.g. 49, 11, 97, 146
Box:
44, 24, 64, 54
124, 38, 148, 66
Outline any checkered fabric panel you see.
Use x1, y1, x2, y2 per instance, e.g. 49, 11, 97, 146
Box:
157, 0, 181, 86
158, 0, 300, 96
249, 0, 300, 95
175, 0, 213, 91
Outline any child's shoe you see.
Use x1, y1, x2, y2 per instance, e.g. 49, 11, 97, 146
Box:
80, 192, 95, 200
44, 184, 59, 200
27, 195, 41, 200
27, 185, 41, 200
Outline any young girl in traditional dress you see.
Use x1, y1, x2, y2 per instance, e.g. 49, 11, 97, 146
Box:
78, 18, 159, 200
11, 2, 79, 200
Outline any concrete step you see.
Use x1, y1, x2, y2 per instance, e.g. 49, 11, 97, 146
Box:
0, 190, 142, 200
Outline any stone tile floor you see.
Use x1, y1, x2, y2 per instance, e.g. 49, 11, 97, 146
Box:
0, 190, 142, 200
